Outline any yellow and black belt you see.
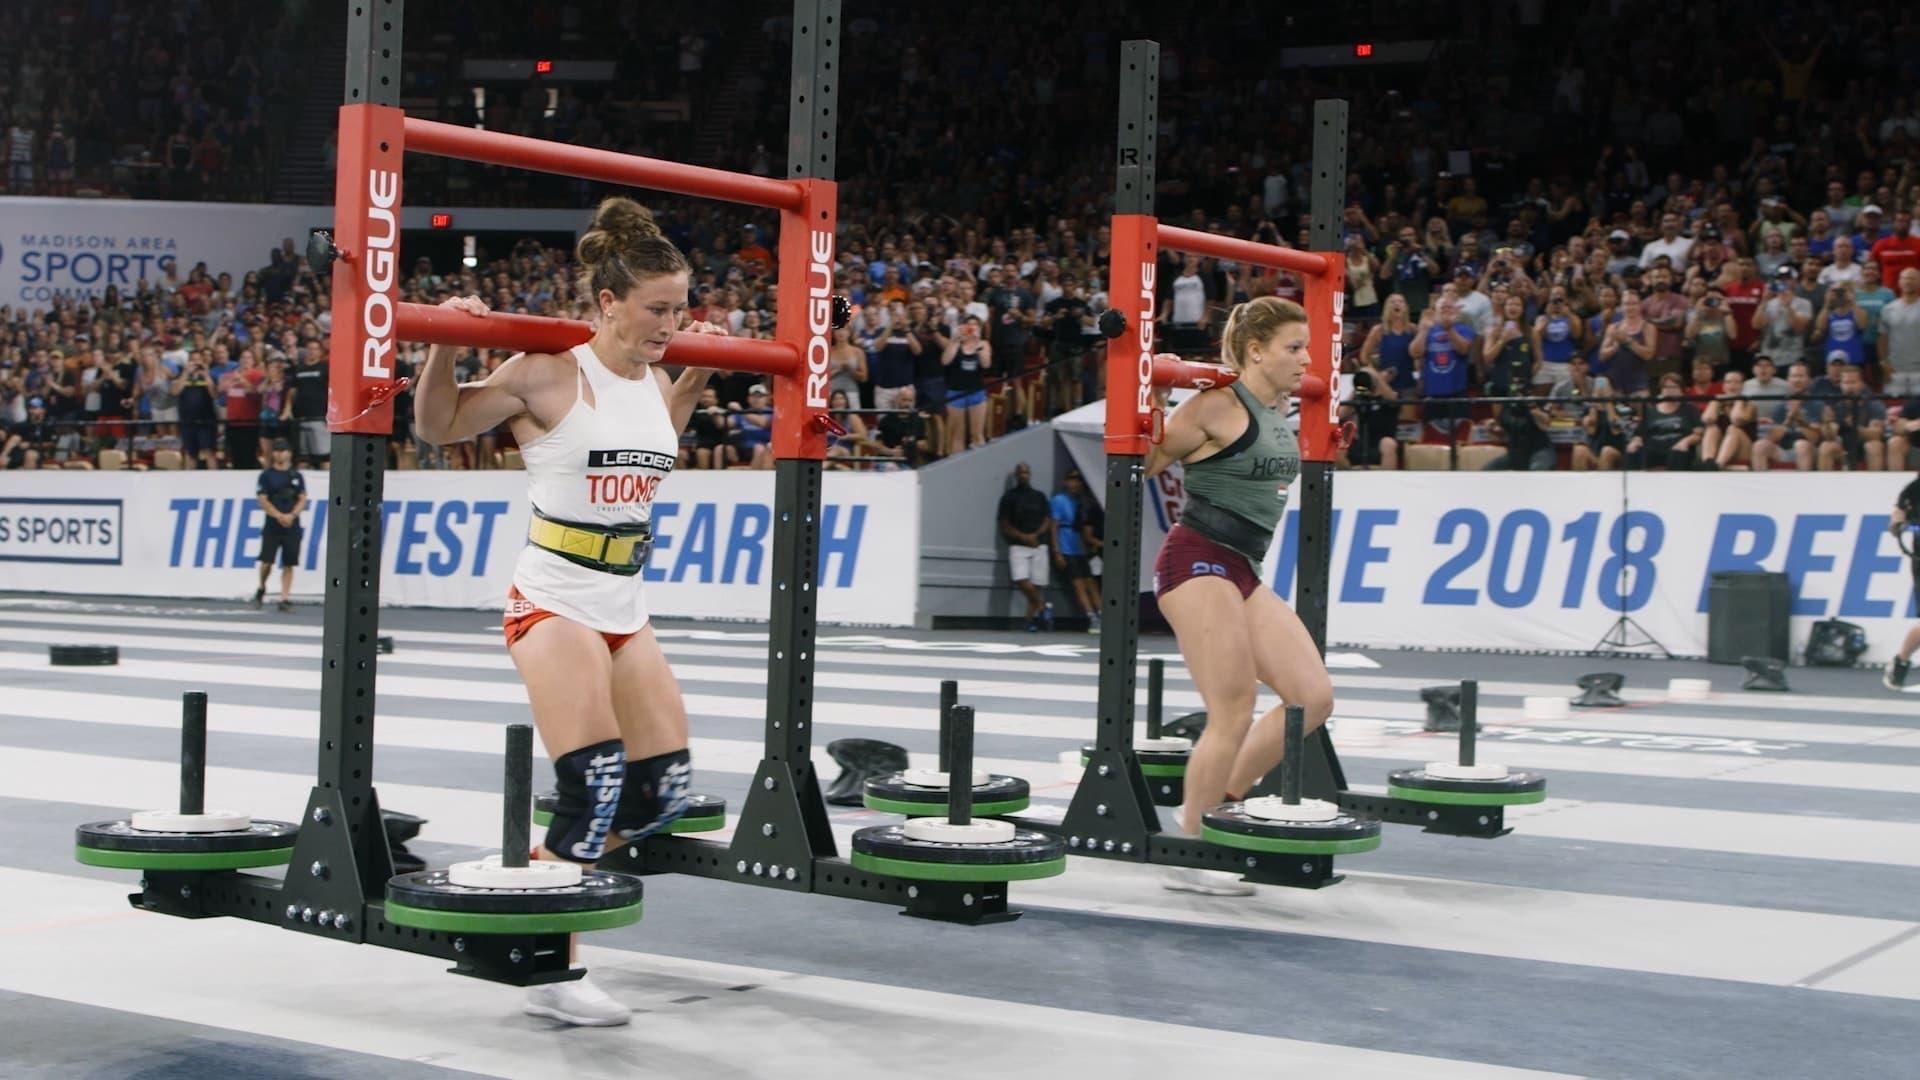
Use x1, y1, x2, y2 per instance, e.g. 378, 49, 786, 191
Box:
527, 507, 653, 576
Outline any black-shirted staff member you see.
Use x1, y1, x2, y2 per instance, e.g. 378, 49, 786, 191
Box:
997, 462, 1056, 631
254, 440, 307, 613
1884, 474, 1920, 689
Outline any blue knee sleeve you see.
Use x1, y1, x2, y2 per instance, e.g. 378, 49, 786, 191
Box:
545, 739, 626, 864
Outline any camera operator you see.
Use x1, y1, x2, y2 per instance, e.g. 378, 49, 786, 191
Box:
1883, 473, 1920, 690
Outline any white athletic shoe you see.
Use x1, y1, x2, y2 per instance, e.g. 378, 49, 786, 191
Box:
524, 975, 632, 1027
1160, 866, 1256, 896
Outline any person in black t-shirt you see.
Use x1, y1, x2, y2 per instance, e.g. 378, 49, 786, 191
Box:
874, 384, 928, 466
997, 461, 1057, 631
681, 385, 734, 469
1044, 275, 1093, 414
1625, 374, 1705, 469
1886, 474, 1920, 690
288, 344, 330, 465
254, 441, 307, 612
5, 398, 54, 468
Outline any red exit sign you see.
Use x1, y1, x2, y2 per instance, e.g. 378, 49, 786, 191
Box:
429, 213, 453, 229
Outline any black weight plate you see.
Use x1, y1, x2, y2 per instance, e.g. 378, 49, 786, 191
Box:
1387, 769, 1547, 795
1079, 743, 1191, 769
850, 824, 1065, 867
50, 645, 118, 666
1201, 804, 1380, 842
532, 792, 724, 820
863, 773, 1029, 806
385, 867, 644, 914
1148, 774, 1185, 808
75, 819, 300, 853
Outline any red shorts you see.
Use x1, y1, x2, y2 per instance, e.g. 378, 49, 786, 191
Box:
502, 586, 638, 652
1153, 523, 1262, 600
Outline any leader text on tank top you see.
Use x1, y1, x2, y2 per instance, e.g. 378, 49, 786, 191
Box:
512, 343, 681, 634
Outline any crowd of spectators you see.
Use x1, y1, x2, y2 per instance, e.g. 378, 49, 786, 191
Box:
7, 0, 1920, 475
0, 0, 315, 202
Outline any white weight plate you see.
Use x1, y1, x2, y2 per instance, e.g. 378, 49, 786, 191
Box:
1136, 736, 1194, 753
129, 810, 252, 833
447, 856, 584, 890
898, 768, 991, 789
1423, 761, 1512, 781
1668, 678, 1713, 701
1523, 695, 1571, 721
1241, 797, 1342, 823
900, 818, 1017, 845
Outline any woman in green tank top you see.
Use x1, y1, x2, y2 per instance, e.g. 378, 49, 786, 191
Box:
1143, 296, 1335, 896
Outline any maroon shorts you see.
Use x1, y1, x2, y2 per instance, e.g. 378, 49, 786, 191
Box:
1153, 523, 1262, 600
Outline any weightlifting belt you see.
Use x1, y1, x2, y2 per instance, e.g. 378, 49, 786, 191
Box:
1178, 493, 1273, 561
527, 506, 653, 576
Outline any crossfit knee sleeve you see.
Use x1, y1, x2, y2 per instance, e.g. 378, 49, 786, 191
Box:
613, 748, 693, 843
545, 739, 627, 864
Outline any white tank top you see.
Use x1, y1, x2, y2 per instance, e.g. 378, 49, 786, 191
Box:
511, 343, 678, 633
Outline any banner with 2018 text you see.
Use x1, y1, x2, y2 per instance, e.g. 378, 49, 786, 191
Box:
0, 470, 920, 626
1146, 471, 1914, 664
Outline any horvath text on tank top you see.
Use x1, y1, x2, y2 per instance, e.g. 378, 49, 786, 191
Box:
512, 343, 680, 635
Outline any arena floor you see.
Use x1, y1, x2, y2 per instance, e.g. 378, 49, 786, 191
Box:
1, 594, 1916, 1079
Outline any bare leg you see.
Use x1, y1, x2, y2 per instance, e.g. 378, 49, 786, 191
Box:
1225, 589, 1335, 795
1159, 577, 1258, 836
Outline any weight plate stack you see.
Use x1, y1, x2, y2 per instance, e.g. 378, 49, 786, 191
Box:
862, 773, 1030, 818
1200, 802, 1382, 855
1387, 767, 1546, 806
531, 792, 727, 834
74, 818, 299, 870
849, 824, 1067, 882
50, 644, 118, 666
384, 867, 644, 934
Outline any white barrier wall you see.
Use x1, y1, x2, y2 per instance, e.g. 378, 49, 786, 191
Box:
1239, 472, 1912, 663
3, 464, 1914, 660
0, 197, 332, 304
0, 469, 920, 626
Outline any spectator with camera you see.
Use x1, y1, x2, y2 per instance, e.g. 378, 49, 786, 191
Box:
1410, 295, 1476, 436
1386, 225, 1438, 315
1686, 287, 1735, 373
681, 385, 734, 470
1754, 267, 1815, 373
174, 357, 220, 470
1813, 283, 1870, 371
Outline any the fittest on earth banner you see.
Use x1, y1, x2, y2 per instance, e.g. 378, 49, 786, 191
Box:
0, 469, 920, 626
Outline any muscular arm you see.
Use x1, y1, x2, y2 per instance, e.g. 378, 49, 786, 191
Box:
1145, 379, 1231, 478
413, 345, 535, 445
411, 296, 536, 445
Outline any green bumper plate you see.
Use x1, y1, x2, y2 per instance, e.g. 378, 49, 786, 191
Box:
1199, 825, 1381, 855
1078, 753, 1187, 778
862, 795, 1030, 818
382, 899, 643, 935
1387, 783, 1547, 806
74, 844, 295, 871
849, 851, 1067, 883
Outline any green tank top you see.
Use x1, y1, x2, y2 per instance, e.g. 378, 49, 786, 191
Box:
1178, 381, 1300, 562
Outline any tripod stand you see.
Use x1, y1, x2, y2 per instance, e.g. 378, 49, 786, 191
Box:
1592, 432, 1671, 657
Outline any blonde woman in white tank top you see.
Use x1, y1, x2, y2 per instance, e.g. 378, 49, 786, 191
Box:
413, 198, 726, 1027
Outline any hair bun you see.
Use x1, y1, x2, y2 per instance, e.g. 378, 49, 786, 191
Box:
577, 197, 661, 264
